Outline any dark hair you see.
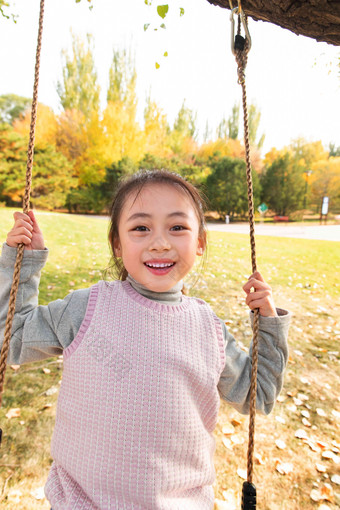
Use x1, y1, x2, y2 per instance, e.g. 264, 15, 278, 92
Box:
107, 169, 208, 289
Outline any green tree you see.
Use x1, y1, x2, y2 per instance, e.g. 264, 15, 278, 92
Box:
107, 49, 137, 113
248, 103, 265, 149
170, 100, 198, 155
205, 156, 260, 218
57, 33, 100, 118
329, 143, 340, 157
260, 152, 305, 215
0, 94, 31, 124
228, 102, 239, 140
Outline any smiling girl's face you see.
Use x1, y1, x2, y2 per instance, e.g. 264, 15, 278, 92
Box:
113, 183, 206, 292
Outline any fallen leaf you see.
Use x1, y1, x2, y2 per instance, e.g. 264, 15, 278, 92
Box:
301, 410, 310, 418
10, 365, 20, 371
332, 409, 340, 419
230, 434, 245, 445
322, 451, 335, 460
310, 484, 334, 502
254, 452, 265, 465
7, 489, 22, 503
287, 390, 297, 397
331, 474, 340, 485
45, 387, 58, 396
222, 489, 237, 508
222, 423, 235, 435
295, 429, 309, 440
6, 408, 21, 419
302, 417, 312, 427
275, 416, 286, 424
214, 498, 236, 510
317, 441, 328, 449
277, 395, 286, 403
316, 463, 327, 473
231, 415, 245, 426
275, 439, 286, 450
30, 486, 45, 500
237, 468, 247, 480
293, 397, 303, 406
222, 437, 233, 450
275, 460, 293, 475
316, 408, 327, 417
42, 368, 51, 374
297, 392, 309, 401
287, 404, 297, 412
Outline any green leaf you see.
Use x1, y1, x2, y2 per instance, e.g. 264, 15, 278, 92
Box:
180, 7, 185, 16
155, 62, 160, 69
160, 23, 166, 29
163, 51, 168, 57
144, 0, 152, 4
144, 23, 150, 31
157, 4, 169, 19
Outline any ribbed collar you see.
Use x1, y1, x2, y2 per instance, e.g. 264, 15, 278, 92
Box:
126, 274, 183, 305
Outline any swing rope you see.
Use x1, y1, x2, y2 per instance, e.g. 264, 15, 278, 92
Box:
0, 0, 45, 424
230, 4, 259, 509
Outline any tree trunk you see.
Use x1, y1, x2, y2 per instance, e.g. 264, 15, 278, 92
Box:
206, 0, 340, 46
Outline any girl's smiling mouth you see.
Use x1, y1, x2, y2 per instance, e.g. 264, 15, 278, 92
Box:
144, 260, 176, 275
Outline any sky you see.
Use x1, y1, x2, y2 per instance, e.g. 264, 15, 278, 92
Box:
0, 0, 339, 154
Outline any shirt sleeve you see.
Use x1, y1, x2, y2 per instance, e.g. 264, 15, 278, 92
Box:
217, 309, 291, 415
0, 243, 89, 365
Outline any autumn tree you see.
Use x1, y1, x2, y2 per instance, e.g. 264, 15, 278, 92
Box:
143, 95, 170, 157
0, 123, 75, 209
102, 48, 144, 163
310, 157, 340, 212
13, 103, 58, 148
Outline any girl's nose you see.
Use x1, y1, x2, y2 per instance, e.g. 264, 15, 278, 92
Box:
149, 233, 171, 251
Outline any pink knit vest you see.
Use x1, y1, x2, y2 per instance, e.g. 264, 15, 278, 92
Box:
45, 280, 226, 510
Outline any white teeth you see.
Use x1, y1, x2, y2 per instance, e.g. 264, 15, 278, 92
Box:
146, 262, 174, 268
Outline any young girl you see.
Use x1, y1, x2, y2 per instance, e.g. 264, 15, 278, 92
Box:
0, 170, 290, 510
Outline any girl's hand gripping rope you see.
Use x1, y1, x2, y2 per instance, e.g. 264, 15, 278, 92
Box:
243, 271, 278, 317
6, 211, 45, 251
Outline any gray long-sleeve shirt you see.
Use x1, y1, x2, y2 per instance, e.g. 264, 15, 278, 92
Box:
0, 243, 291, 414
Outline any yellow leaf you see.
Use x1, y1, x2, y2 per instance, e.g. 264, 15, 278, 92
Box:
6, 408, 21, 419
222, 423, 235, 435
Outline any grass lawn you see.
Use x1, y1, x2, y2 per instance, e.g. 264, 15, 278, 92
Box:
0, 208, 339, 509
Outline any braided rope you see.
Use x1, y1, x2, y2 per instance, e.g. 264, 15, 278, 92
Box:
0, 0, 45, 409
235, 39, 260, 484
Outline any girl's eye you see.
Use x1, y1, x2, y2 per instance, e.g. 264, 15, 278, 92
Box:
171, 225, 186, 231
133, 226, 149, 232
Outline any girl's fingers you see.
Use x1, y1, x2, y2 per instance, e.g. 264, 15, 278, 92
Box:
243, 277, 270, 294
13, 211, 33, 225
245, 290, 271, 306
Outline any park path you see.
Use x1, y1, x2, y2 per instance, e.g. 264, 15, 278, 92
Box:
206, 223, 340, 242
